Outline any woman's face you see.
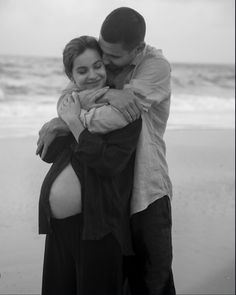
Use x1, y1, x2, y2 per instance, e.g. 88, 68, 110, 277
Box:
72, 48, 107, 91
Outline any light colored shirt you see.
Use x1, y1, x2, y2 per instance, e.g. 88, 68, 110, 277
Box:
66, 45, 173, 214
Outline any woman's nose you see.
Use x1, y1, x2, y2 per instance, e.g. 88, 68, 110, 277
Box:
88, 69, 97, 79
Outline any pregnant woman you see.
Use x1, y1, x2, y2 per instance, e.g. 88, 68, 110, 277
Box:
38, 36, 141, 295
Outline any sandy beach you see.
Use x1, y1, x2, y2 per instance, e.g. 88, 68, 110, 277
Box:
0, 129, 234, 294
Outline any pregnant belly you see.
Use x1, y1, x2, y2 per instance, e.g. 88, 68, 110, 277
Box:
49, 163, 82, 219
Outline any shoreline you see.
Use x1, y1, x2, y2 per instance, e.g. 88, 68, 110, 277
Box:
0, 126, 235, 141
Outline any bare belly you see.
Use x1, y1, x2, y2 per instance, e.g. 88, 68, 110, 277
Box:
49, 163, 82, 219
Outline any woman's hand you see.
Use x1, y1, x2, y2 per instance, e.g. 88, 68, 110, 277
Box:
58, 92, 81, 125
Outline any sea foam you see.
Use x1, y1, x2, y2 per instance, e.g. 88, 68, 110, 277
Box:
0, 55, 234, 137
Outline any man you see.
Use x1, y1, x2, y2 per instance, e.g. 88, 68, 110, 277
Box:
37, 7, 176, 295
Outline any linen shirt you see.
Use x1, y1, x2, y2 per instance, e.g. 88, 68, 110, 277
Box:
67, 45, 173, 214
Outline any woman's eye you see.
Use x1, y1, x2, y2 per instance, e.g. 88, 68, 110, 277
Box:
75, 67, 88, 75
77, 70, 87, 75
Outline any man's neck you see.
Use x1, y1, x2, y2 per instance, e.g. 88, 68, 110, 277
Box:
107, 64, 135, 89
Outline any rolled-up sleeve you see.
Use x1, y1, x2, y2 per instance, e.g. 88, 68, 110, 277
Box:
80, 105, 128, 134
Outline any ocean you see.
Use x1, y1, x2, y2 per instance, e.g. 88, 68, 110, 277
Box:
0, 55, 234, 138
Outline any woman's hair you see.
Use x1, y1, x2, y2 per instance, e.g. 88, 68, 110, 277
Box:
100, 7, 146, 51
63, 35, 103, 80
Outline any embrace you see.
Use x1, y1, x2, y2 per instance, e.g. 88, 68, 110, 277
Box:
36, 7, 176, 295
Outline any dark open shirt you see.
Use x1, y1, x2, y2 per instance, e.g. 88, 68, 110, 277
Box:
38, 118, 142, 254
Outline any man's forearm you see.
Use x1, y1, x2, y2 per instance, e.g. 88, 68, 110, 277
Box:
36, 117, 71, 160
53, 117, 71, 136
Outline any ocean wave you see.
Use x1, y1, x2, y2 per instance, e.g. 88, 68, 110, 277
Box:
171, 94, 235, 112
0, 93, 234, 139
0, 94, 233, 119
0, 88, 4, 101
0, 101, 55, 118
0, 55, 234, 137
171, 63, 235, 91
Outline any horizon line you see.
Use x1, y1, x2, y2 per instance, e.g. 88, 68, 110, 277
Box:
0, 53, 234, 66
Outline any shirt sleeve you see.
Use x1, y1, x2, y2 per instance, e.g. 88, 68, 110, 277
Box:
39, 134, 73, 163
79, 105, 129, 134
124, 57, 171, 111
57, 82, 79, 110
61, 81, 78, 94
74, 118, 142, 177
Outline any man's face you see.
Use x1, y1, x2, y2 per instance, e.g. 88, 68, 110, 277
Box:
99, 35, 137, 72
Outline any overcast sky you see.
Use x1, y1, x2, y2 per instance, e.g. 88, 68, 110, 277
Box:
0, 0, 234, 64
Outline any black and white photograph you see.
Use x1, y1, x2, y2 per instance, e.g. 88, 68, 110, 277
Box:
0, 0, 234, 294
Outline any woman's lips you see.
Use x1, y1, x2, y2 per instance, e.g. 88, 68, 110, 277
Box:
87, 80, 102, 85
86, 80, 104, 88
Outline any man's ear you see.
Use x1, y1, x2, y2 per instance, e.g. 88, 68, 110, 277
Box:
135, 42, 145, 54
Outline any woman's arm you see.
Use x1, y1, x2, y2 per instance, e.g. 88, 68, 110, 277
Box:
74, 118, 142, 177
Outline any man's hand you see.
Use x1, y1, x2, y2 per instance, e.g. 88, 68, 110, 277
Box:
78, 87, 109, 110
36, 117, 70, 159
102, 89, 143, 122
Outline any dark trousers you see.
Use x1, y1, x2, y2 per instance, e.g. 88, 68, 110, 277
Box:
41, 214, 123, 295
124, 196, 176, 295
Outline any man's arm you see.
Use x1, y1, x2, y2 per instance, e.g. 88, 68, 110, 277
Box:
101, 57, 171, 118
57, 85, 109, 112
80, 104, 129, 134
36, 117, 71, 160
37, 134, 73, 163
59, 89, 135, 134
74, 118, 142, 177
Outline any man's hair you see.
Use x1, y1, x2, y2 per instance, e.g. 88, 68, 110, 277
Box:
100, 7, 146, 51
63, 35, 102, 80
